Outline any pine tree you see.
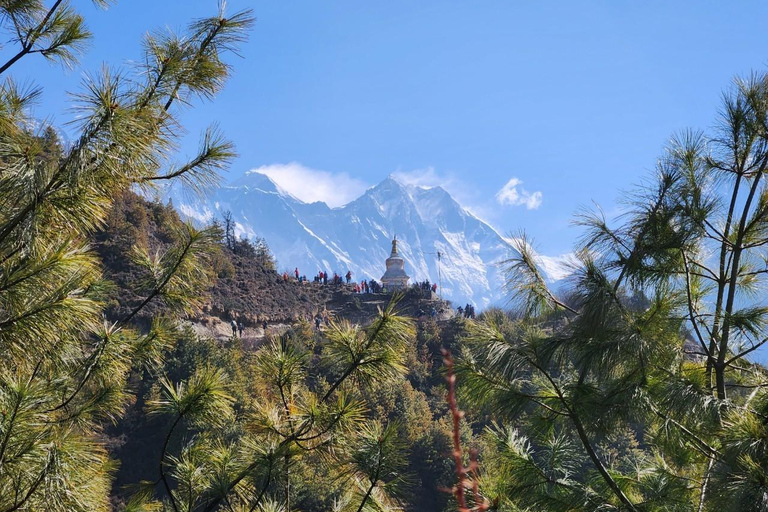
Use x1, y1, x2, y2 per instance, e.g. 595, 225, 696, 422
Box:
125, 304, 413, 512
0, 2, 253, 510
460, 74, 768, 511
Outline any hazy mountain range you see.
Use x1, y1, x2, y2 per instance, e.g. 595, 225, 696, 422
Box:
168, 172, 574, 308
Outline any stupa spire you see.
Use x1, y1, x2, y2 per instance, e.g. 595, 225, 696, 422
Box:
381, 236, 409, 291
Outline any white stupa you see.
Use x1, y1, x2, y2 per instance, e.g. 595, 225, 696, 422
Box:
381, 237, 410, 291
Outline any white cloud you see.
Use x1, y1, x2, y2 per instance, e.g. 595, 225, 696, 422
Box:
392, 167, 450, 189
249, 162, 369, 207
495, 177, 543, 210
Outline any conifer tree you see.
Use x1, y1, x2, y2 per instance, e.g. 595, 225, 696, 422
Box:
0, 2, 253, 510
460, 74, 768, 511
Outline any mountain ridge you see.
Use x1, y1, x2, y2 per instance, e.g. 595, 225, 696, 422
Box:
168, 172, 571, 307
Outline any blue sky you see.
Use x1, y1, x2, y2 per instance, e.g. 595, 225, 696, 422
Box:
9, 1, 768, 255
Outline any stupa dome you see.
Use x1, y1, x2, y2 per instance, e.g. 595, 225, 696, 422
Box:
381, 237, 409, 291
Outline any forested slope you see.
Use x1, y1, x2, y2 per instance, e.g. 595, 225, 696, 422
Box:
95, 191, 467, 511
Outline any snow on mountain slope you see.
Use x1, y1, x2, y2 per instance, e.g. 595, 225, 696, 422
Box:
169, 172, 571, 308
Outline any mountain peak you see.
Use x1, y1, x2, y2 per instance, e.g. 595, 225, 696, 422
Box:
378, 174, 406, 190
381, 175, 451, 197
230, 171, 302, 203
168, 168, 570, 308
232, 170, 278, 189
418, 183, 450, 197
360, 175, 409, 201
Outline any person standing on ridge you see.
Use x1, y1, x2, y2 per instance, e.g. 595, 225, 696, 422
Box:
294, 267, 299, 280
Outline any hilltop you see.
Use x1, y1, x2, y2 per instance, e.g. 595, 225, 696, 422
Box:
95, 190, 455, 336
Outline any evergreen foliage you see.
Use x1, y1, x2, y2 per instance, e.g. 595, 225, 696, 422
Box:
0, 2, 251, 510
4, 1, 768, 511
459, 75, 768, 511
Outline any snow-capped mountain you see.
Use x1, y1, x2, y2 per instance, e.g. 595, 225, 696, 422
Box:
170, 172, 569, 308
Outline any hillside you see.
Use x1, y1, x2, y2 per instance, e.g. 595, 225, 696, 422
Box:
94, 191, 325, 324
97, 191, 457, 330
94, 191, 466, 512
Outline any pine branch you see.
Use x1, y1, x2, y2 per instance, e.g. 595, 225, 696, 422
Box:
0, 0, 65, 75
525, 356, 639, 511
247, 457, 274, 512
0, 455, 53, 512
716, 165, 766, 397
681, 251, 714, 362
725, 336, 768, 366
355, 442, 382, 512
159, 414, 183, 512
120, 227, 197, 325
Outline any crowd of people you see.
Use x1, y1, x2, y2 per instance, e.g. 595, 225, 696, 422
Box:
416, 306, 439, 319
283, 268, 309, 282
230, 318, 269, 338
282, 267, 481, 319
415, 280, 438, 295
280, 266, 389, 294
279, 268, 350, 285
310, 270, 347, 286
351, 278, 382, 294
313, 311, 332, 331
456, 303, 476, 319
230, 319, 243, 337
